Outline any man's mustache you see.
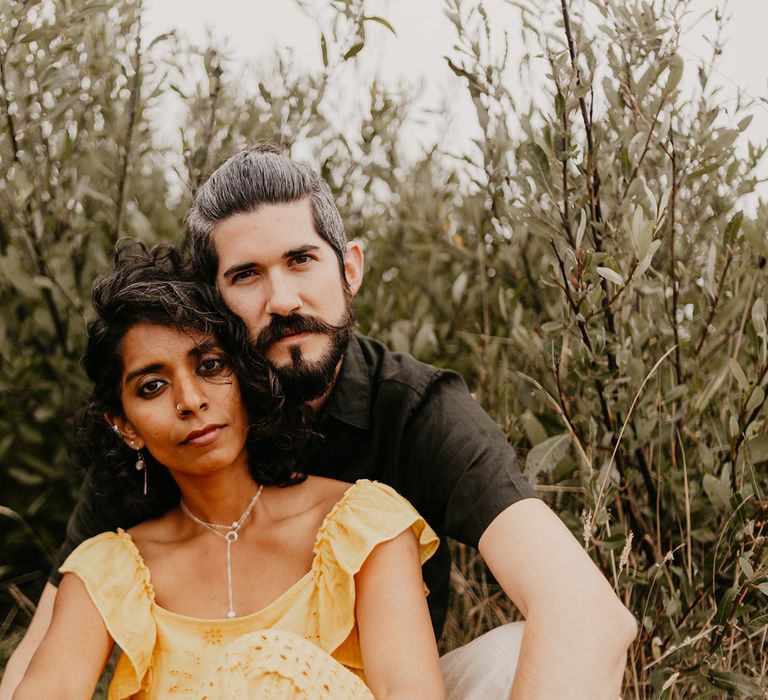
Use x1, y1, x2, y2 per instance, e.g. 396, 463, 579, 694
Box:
254, 313, 347, 350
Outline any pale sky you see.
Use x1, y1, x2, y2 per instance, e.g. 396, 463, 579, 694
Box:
143, 1, 768, 202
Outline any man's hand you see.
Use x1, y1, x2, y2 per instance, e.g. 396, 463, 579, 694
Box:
479, 499, 637, 700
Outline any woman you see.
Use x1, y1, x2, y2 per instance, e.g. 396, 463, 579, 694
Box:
13, 245, 443, 699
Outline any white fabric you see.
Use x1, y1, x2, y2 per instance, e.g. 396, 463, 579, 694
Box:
440, 622, 525, 699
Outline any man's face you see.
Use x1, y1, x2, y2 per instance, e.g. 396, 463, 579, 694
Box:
213, 199, 363, 402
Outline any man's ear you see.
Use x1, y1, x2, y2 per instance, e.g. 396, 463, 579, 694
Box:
104, 412, 145, 451
343, 241, 364, 296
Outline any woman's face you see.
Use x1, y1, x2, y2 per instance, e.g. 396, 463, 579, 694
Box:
112, 322, 250, 479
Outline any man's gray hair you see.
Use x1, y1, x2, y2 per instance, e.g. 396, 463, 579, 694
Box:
186, 145, 346, 282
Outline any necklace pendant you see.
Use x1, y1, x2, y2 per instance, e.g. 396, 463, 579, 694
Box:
225, 530, 238, 542
226, 609, 236, 619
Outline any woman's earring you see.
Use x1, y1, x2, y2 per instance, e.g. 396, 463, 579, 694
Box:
112, 424, 121, 437
135, 449, 148, 496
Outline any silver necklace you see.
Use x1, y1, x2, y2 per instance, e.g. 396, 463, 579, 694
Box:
180, 484, 264, 619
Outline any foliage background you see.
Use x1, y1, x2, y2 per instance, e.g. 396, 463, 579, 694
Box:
1, 0, 767, 697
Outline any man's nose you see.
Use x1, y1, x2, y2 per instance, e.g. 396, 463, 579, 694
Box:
264, 273, 301, 317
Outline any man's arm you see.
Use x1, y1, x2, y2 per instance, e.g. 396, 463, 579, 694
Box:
479, 499, 637, 700
0, 583, 57, 700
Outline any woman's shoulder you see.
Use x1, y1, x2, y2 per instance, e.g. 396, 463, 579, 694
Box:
305, 475, 357, 511
125, 509, 178, 543
293, 477, 403, 524
265, 475, 351, 522
64, 529, 135, 560
59, 528, 154, 600
313, 479, 436, 555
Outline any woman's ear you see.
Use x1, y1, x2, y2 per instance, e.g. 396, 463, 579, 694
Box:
104, 412, 145, 451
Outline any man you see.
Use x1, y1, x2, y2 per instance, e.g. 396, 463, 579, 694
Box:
2, 146, 636, 699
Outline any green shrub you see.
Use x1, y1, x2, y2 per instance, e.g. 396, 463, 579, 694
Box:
1, 0, 766, 696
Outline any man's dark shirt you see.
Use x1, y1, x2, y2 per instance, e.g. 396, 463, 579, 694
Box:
53, 334, 536, 637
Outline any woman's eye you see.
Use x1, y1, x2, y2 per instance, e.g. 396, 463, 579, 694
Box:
137, 379, 165, 397
291, 254, 312, 266
198, 356, 229, 376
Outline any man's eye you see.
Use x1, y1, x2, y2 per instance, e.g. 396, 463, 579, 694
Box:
137, 379, 165, 397
291, 254, 312, 266
232, 269, 259, 283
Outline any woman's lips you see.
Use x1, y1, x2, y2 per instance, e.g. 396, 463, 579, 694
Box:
181, 425, 225, 446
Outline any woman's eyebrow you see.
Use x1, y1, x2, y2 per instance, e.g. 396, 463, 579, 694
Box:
124, 363, 163, 384
189, 341, 220, 358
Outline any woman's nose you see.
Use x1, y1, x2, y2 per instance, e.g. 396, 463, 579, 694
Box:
174, 378, 208, 416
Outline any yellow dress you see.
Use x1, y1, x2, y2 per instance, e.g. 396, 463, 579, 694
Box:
59, 480, 439, 699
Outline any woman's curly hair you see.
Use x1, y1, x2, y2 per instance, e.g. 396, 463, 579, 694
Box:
70, 242, 311, 517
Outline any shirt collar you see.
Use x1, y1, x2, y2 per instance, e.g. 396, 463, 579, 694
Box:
323, 335, 371, 430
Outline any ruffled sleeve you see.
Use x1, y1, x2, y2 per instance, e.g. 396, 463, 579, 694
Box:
59, 530, 156, 698
312, 480, 439, 655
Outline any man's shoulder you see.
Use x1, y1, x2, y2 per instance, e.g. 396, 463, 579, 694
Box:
352, 334, 454, 399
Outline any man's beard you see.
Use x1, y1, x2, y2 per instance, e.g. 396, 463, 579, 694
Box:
252, 298, 356, 403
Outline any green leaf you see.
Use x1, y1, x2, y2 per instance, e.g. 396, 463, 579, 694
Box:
521, 411, 548, 446
20, 27, 54, 44
703, 472, 732, 511
708, 670, 763, 697
524, 432, 571, 485
745, 434, 768, 464
738, 556, 754, 579
258, 82, 273, 103
320, 33, 328, 67
696, 366, 728, 412
712, 586, 738, 628
78, 2, 113, 16
7, 467, 45, 486
451, 271, 469, 305
147, 31, 175, 51
555, 92, 565, 119
751, 298, 766, 336
412, 323, 437, 358
728, 358, 749, 390
343, 42, 365, 61
596, 266, 623, 286
636, 239, 662, 277
363, 15, 397, 36
665, 53, 684, 93
527, 142, 550, 181
745, 387, 765, 414
698, 442, 715, 470
724, 211, 743, 246
575, 209, 587, 250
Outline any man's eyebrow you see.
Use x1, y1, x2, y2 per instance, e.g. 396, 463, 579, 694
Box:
222, 262, 257, 279
286, 245, 320, 258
